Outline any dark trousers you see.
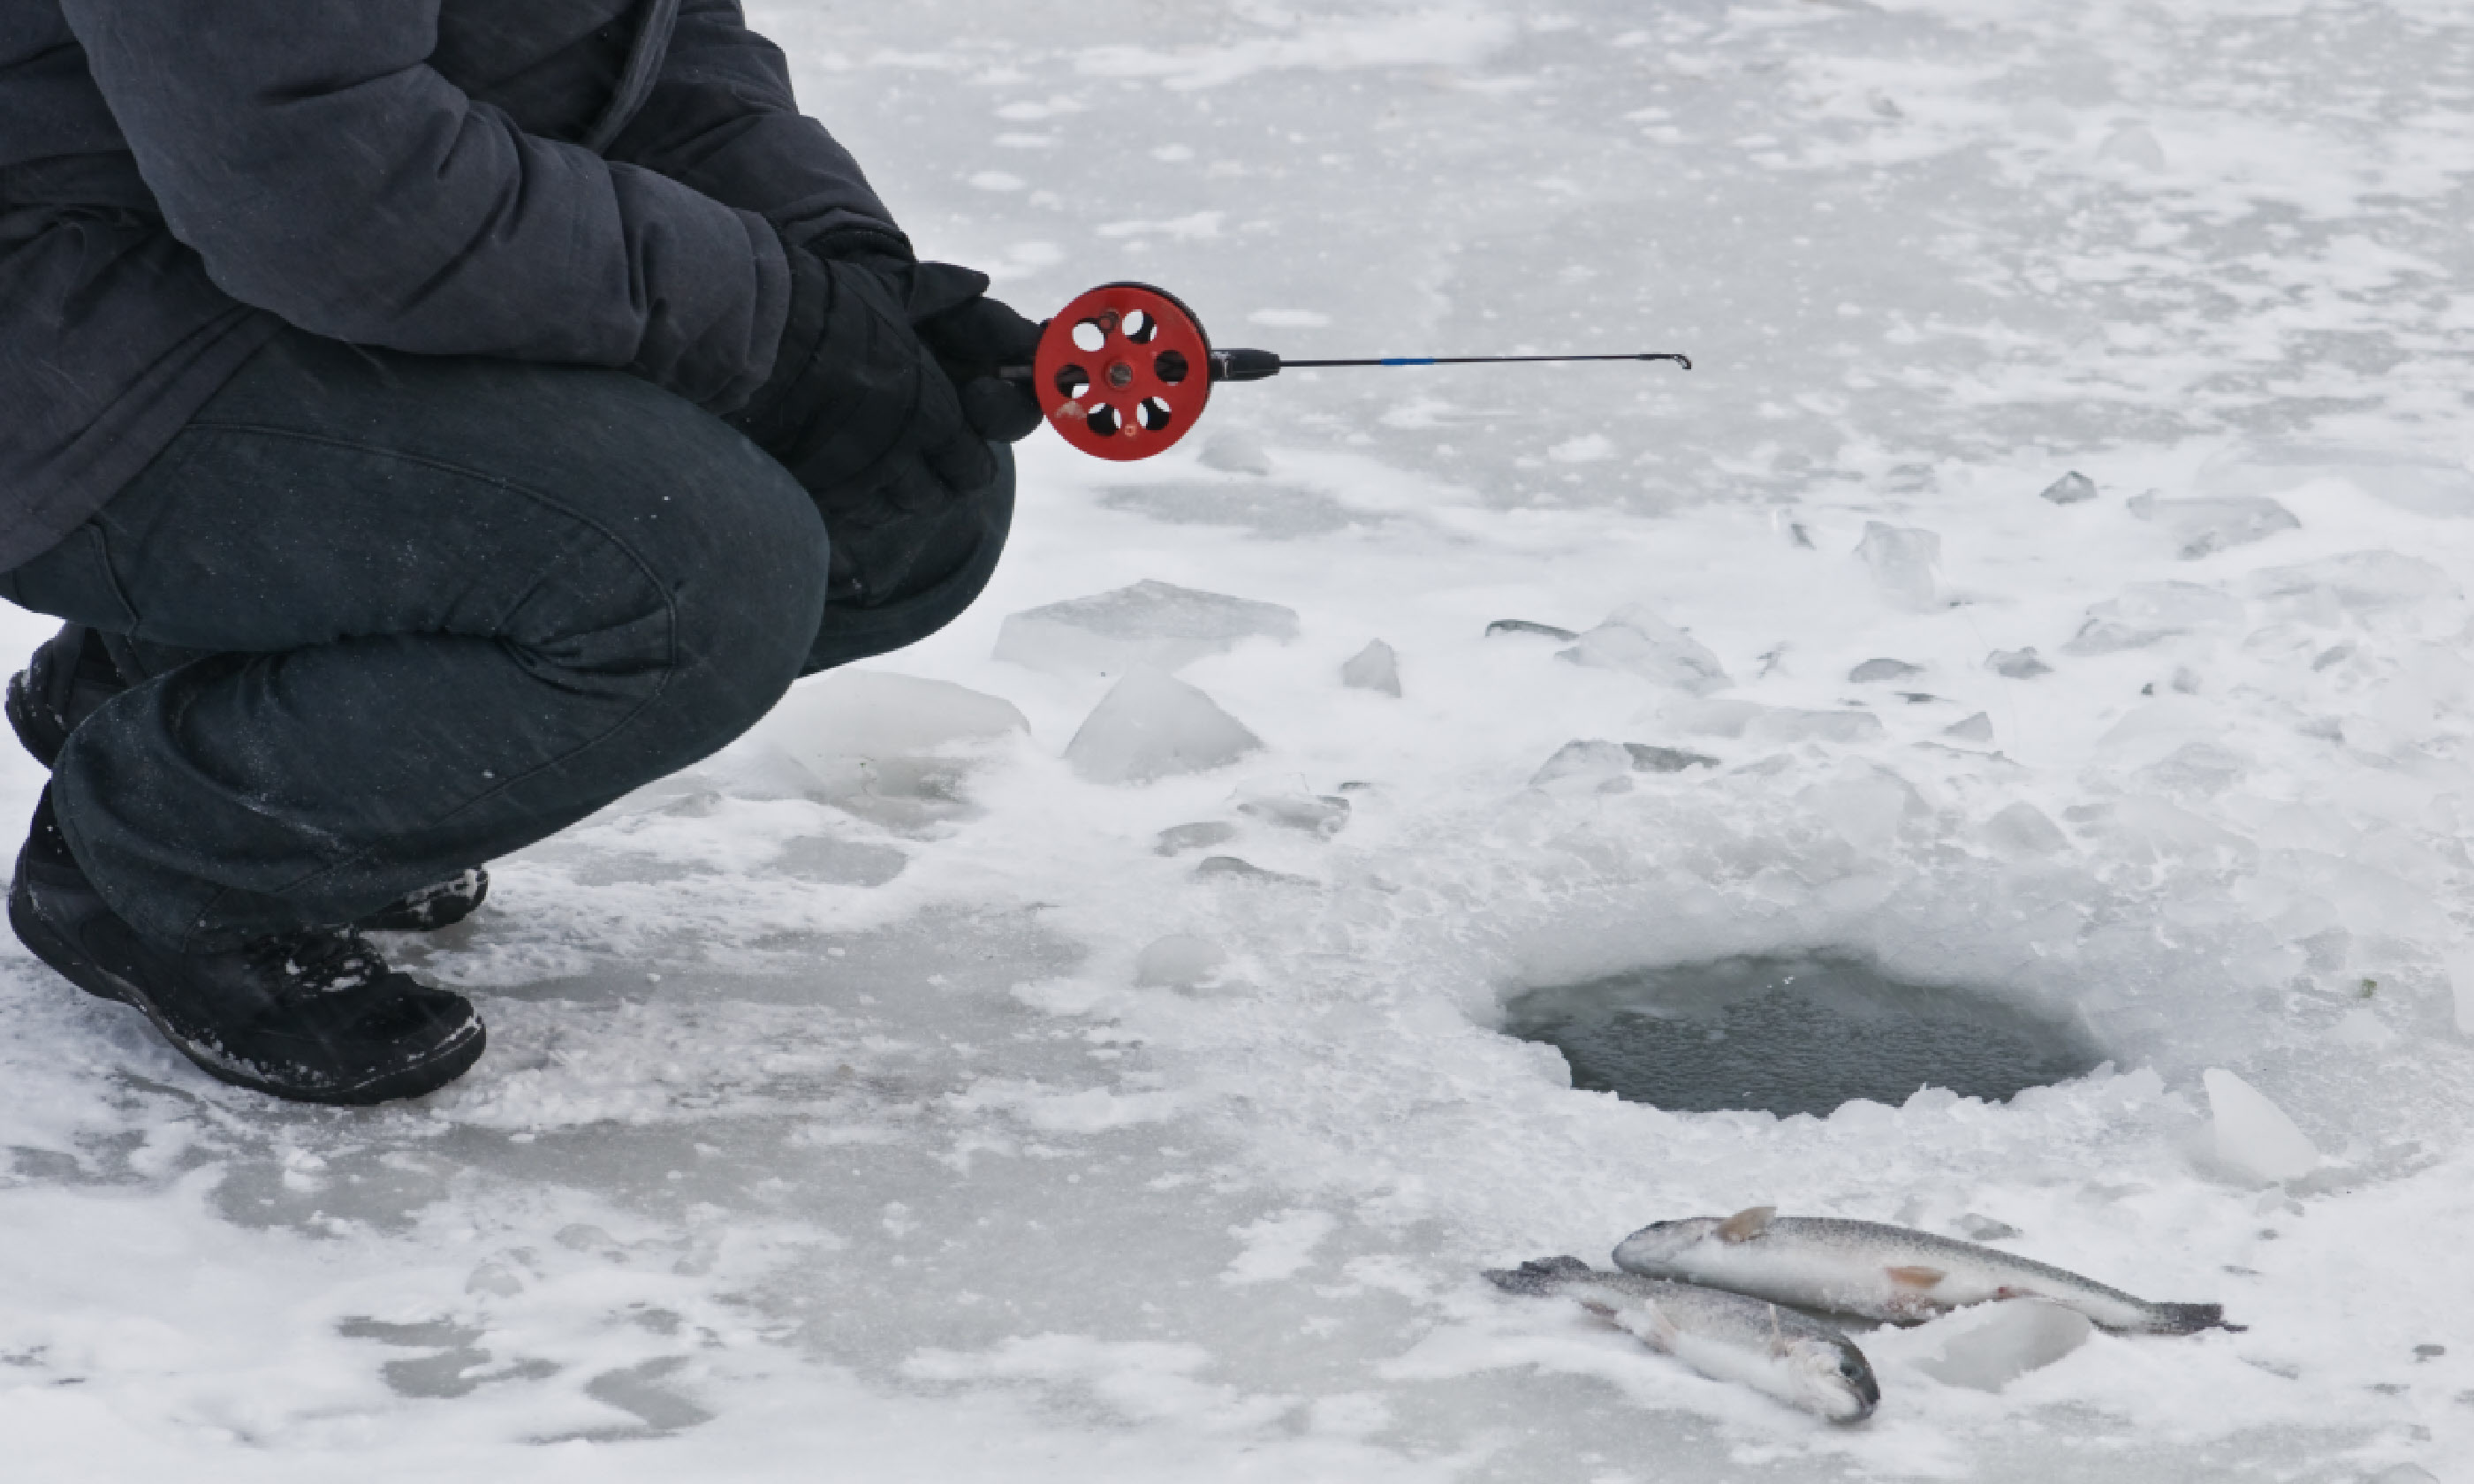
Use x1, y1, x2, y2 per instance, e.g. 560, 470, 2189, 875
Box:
0, 330, 1011, 950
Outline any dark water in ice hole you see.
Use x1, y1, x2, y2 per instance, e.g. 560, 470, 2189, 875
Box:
1500, 955, 2104, 1118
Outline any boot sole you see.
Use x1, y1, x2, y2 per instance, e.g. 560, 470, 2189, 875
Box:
9, 885, 486, 1106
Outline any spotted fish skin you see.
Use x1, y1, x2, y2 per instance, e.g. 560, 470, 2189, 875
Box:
1612, 1208, 2237, 1335
1484, 1255, 1880, 1423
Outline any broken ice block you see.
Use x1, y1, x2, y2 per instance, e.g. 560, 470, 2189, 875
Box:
1340, 640, 1402, 696
1848, 657, 1924, 684
1135, 935, 1228, 988
1986, 647, 2052, 678
1856, 522, 1941, 611
1065, 667, 1263, 784
2127, 492, 2299, 559
1914, 1300, 2092, 1392
1558, 606, 1731, 693
1671, 700, 1885, 746
1530, 739, 1720, 789
2039, 471, 2098, 505
1234, 785, 1350, 836
1156, 822, 1239, 857
2249, 550, 2455, 617
2199, 439, 2474, 519
2202, 1068, 2319, 1183
1977, 801, 2067, 858
995, 580, 1301, 678
1944, 712, 1993, 742
2098, 122, 2165, 170
1954, 1213, 2020, 1241
1198, 428, 1272, 475
752, 670, 1029, 823
2063, 582, 2243, 655
762, 669, 1028, 770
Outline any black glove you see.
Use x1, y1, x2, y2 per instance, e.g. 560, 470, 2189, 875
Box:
731, 248, 996, 604
901, 262, 1045, 443
795, 230, 1045, 444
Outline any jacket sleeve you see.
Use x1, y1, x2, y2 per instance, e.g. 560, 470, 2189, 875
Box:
57, 0, 789, 412
606, 0, 903, 253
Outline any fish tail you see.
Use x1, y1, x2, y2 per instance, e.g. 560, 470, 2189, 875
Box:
2144, 1302, 2241, 1335
1483, 1256, 1595, 1295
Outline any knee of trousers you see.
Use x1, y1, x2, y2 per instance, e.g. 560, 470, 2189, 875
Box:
507, 435, 831, 773
801, 442, 1015, 677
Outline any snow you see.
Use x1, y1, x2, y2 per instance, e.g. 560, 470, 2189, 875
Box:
9, 0, 2474, 1478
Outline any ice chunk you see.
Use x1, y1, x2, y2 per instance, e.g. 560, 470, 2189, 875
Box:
1914, 1300, 2092, 1392
1194, 855, 1310, 885
1672, 700, 1885, 745
1486, 619, 1578, 641
1954, 1213, 2020, 1241
1197, 428, 1272, 475
996, 580, 1301, 678
761, 669, 1027, 768
1856, 521, 1941, 611
1978, 801, 2067, 858
1135, 935, 1228, 988
1558, 606, 1731, 693
1627, 743, 1719, 773
1944, 712, 1993, 742
2446, 946, 2474, 1035
2203, 1068, 2320, 1183
1065, 668, 1264, 783
2063, 582, 2243, 655
753, 670, 1030, 822
1530, 740, 1722, 790
2372, 1466, 2441, 1484
2200, 439, 2474, 519
1848, 657, 1924, 683
2249, 550, 2455, 617
1986, 647, 2052, 678
1339, 640, 1402, 696
1235, 784, 1350, 836
2098, 122, 2165, 170
2039, 471, 2098, 505
2127, 492, 2299, 559
1156, 821, 1239, 856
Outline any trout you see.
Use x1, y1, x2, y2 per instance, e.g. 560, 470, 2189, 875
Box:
1613, 1208, 2239, 1334
1484, 1255, 1880, 1422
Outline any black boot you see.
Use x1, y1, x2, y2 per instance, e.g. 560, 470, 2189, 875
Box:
5, 624, 489, 932
9, 790, 486, 1104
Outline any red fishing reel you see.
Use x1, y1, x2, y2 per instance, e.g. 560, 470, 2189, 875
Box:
1031, 282, 1215, 461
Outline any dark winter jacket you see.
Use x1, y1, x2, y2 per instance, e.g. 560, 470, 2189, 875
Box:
0, 0, 899, 571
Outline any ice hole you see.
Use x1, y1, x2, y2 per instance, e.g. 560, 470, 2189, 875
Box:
1499, 953, 2103, 1118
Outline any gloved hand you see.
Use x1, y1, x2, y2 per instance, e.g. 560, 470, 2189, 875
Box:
900, 262, 1044, 443
793, 228, 1045, 443
731, 246, 998, 604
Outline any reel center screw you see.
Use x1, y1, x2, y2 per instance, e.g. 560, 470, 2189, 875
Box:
1105, 361, 1135, 389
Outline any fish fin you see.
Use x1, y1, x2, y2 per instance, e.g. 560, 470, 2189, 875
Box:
2144, 1302, 2238, 1335
1717, 1206, 1778, 1244
1886, 1265, 1947, 1290
1484, 1256, 1595, 1296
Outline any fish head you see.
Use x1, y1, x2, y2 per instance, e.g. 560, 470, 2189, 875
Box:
1611, 1216, 1725, 1274
1786, 1335, 1880, 1425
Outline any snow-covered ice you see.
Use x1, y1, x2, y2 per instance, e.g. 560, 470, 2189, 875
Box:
11, 0, 2474, 1479
993, 579, 1299, 678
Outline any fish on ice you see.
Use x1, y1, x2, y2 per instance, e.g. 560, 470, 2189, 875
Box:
1612, 1207, 2241, 1335
1484, 1255, 1880, 1423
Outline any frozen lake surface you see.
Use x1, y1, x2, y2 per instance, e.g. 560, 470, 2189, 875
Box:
6, 0, 2474, 1478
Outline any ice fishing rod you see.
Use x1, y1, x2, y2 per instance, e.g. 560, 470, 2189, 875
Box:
998, 282, 1691, 462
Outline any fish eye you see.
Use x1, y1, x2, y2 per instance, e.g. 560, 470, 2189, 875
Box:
1839, 1358, 1864, 1377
